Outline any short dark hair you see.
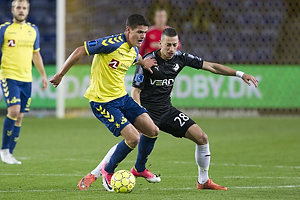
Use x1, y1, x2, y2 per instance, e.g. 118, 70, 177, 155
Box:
161, 27, 178, 40
126, 14, 150, 30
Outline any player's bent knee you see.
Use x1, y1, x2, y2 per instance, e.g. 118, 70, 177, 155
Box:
145, 125, 159, 138
153, 126, 159, 136
121, 124, 140, 148
125, 136, 140, 148
16, 113, 24, 124
8, 111, 19, 119
7, 105, 21, 119
195, 131, 208, 145
201, 133, 208, 144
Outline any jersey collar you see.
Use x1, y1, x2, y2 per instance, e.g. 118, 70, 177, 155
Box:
155, 49, 177, 62
11, 20, 27, 26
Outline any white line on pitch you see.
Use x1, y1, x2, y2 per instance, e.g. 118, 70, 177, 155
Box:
222, 176, 300, 179
172, 162, 300, 169
1, 173, 299, 181
12, 158, 300, 169
233, 185, 300, 189
0, 173, 83, 177
0, 185, 300, 193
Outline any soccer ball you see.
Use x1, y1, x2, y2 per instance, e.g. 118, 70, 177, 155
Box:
111, 170, 136, 193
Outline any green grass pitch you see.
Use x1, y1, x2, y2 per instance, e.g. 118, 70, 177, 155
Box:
0, 116, 299, 200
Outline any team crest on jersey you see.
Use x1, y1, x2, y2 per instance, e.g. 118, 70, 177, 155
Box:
8, 40, 16, 47
108, 59, 120, 69
172, 63, 180, 71
135, 74, 144, 82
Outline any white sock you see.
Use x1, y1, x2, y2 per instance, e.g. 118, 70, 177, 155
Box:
91, 144, 117, 178
195, 142, 210, 184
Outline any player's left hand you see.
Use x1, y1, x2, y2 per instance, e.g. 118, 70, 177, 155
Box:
242, 74, 259, 87
41, 76, 48, 90
49, 73, 64, 88
142, 57, 157, 74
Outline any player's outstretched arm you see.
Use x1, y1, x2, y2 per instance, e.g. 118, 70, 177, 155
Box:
136, 54, 157, 74
50, 46, 87, 88
202, 61, 258, 87
33, 51, 48, 90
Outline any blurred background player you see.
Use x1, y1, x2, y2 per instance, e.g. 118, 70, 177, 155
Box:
146, 0, 180, 31
0, 0, 48, 164
140, 9, 181, 56
50, 14, 160, 191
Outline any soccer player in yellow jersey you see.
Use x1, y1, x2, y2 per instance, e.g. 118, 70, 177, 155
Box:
0, 0, 48, 164
50, 14, 161, 191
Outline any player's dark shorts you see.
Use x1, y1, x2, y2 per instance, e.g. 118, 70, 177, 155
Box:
1, 78, 32, 113
146, 105, 196, 138
90, 94, 147, 137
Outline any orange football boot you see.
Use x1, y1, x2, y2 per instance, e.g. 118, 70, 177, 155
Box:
197, 179, 227, 190
78, 173, 97, 190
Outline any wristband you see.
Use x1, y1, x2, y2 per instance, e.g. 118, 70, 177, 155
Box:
236, 71, 244, 78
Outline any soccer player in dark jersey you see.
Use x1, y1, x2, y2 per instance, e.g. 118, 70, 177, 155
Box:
50, 14, 161, 191
80, 27, 258, 190
0, 0, 48, 164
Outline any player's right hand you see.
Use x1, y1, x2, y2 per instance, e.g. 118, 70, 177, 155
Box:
49, 73, 63, 88
242, 74, 259, 87
142, 57, 157, 74
41, 76, 48, 90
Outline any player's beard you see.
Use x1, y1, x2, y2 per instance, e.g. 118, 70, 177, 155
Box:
13, 14, 27, 24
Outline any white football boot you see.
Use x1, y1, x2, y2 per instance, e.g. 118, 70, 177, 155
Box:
0, 149, 14, 164
10, 154, 22, 164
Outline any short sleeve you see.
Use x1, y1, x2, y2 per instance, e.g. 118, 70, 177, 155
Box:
84, 34, 125, 56
0, 23, 8, 48
33, 25, 40, 51
183, 53, 203, 69
0, 26, 4, 47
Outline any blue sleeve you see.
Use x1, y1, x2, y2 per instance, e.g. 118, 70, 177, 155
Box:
0, 24, 9, 59
0, 26, 3, 60
32, 25, 40, 51
85, 35, 123, 56
0, 24, 6, 48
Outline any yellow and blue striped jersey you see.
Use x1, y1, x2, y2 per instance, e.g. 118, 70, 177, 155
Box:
84, 33, 139, 103
0, 21, 40, 82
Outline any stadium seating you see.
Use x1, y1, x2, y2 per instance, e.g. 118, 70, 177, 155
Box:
0, 0, 297, 65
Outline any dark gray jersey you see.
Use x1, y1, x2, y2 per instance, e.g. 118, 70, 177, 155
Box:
132, 49, 203, 110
